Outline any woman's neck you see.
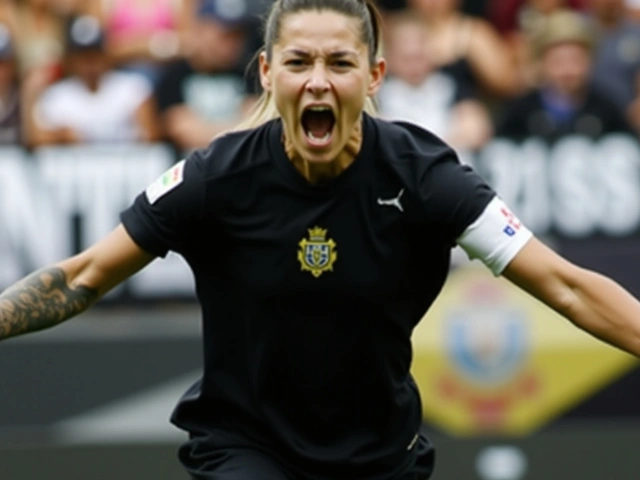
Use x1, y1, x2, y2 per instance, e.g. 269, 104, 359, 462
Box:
284, 119, 363, 184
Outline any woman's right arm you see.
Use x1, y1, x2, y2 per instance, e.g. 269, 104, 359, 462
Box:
0, 225, 155, 341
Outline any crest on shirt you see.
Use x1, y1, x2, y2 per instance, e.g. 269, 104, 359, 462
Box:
297, 226, 337, 278
145, 159, 186, 205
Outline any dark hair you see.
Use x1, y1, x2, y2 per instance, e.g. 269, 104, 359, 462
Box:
233, 0, 383, 133
263, 0, 382, 65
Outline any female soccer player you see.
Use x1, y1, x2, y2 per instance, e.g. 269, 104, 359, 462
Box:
2, 1, 640, 478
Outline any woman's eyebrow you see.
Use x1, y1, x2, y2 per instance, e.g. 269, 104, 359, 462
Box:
282, 48, 310, 57
328, 50, 358, 59
281, 48, 358, 58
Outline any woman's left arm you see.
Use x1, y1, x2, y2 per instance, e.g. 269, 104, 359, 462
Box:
502, 237, 640, 357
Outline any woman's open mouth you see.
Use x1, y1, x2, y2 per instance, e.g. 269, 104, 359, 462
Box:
301, 106, 335, 148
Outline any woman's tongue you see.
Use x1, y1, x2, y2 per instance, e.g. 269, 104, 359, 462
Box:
304, 112, 333, 142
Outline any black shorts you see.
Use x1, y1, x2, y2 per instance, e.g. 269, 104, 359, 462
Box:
179, 431, 435, 480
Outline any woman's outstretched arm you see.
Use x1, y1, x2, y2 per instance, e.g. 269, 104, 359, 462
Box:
0, 225, 155, 341
503, 237, 640, 356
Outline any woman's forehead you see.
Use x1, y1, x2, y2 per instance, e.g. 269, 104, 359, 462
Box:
277, 10, 364, 48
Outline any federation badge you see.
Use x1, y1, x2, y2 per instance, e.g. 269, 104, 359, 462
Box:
145, 159, 185, 205
297, 226, 337, 278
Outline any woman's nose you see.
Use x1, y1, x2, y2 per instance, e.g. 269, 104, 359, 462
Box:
306, 63, 330, 95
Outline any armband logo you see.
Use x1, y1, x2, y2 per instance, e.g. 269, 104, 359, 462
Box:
501, 206, 522, 237
145, 159, 186, 205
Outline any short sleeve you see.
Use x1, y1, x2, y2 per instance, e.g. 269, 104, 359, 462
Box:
120, 152, 205, 257
418, 154, 496, 244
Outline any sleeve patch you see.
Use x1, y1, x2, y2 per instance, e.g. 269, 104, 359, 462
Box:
145, 159, 186, 205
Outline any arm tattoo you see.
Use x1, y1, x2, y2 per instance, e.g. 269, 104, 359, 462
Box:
0, 267, 98, 341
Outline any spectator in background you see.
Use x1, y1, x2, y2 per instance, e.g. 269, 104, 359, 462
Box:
497, 10, 631, 142
155, 0, 257, 152
587, 0, 640, 132
25, 15, 160, 146
488, 0, 588, 88
407, 0, 521, 98
378, 11, 493, 152
2, 0, 100, 125
97, 0, 194, 87
0, 23, 20, 144
11, 0, 66, 76
489, 0, 587, 37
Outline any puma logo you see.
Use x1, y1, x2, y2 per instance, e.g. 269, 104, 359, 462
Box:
377, 188, 404, 213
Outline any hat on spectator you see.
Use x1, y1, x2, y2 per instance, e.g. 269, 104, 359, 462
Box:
0, 24, 14, 60
532, 10, 594, 58
65, 15, 105, 52
196, 0, 250, 28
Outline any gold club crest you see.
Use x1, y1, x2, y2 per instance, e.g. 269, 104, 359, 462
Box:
297, 226, 337, 278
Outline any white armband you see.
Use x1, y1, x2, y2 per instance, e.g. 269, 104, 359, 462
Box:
456, 196, 533, 276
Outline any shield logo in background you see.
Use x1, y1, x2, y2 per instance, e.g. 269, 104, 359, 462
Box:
446, 307, 529, 387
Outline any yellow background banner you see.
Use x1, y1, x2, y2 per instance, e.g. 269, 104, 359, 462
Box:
411, 264, 638, 436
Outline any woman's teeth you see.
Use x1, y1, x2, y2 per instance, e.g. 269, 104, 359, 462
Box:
307, 131, 332, 142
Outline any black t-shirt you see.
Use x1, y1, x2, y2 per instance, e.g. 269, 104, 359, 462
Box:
120, 113, 495, 479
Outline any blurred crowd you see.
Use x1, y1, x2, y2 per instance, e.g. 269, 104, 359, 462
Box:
0, 0, 639, 154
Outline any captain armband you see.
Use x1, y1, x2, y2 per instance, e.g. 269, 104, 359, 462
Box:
456, 196, 533, 276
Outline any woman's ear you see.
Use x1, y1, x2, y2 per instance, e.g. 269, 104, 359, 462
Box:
367, 57, 387, 96
259, 51, 272, 93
